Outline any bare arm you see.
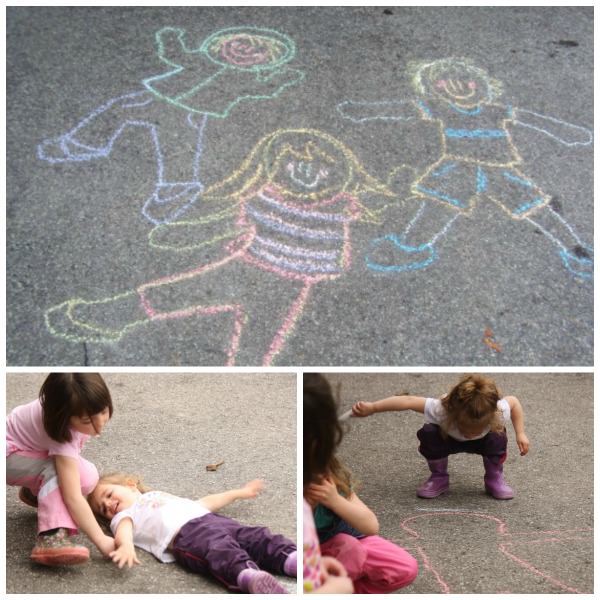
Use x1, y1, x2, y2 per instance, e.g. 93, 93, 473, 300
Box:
198, 479, 263, 512
506, 396, 530, 455
55, 455, 115, 557
305, 478, 379, 536
352, 395, 426, 417
110, 517, 140, 569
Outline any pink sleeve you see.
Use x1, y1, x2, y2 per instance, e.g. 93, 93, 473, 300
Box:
46, 432, 88, 459
303, 499, 322, 593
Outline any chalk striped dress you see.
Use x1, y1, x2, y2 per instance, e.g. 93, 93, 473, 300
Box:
239, 185, 362, 283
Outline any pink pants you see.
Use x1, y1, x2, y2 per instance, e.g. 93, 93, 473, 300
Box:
6, 450, 99, 533
320, 533, 418, 594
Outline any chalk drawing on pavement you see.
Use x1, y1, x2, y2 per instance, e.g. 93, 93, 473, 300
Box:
337, 57, 593, 280
400, 511, 592, 594
45, 129, 396, 366
37, 26, 305, 226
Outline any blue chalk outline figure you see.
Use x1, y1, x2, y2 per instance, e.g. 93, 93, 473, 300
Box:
337, 58, 593, 280
37, 26, 305, 225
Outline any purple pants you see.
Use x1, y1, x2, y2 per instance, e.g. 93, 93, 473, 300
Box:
417, 424, 508, 463
171, 513, 296, 591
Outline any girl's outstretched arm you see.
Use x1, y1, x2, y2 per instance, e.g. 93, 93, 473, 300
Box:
198, 479, 264, 512
352, 395, 426, 417
55, 456, 116, 557
305, 477, 379, 536
506, 396, 530, 455
110, 517, 140, 569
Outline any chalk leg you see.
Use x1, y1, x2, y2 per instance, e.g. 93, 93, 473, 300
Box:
524, 207, 593, 280
37, 91, 157, 162
142, 113, 209, 225
38, 92, 208, 223
45, 292, 150, 343
366, 200, 460, 273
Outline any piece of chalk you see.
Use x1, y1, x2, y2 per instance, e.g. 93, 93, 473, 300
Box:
338, 409, 353, 421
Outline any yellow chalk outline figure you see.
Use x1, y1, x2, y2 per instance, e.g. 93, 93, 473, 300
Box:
45, 129, 397, 365
339, 57, 593, 279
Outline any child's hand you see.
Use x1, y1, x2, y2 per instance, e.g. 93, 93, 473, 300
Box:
516, 432, 530, 456
319, 557, 354, 594
352, 401, 375, 417
320, 555, 348, 580
305, 476, 340, 508
109, 543, 140, 569
240, 479, 264, 499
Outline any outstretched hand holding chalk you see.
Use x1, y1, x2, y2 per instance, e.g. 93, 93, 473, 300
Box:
338, 408, 354, 421
351, 401, 377, 417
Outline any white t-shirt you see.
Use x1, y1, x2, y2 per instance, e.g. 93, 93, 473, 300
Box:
110, 491, 211, 563
6, 398, 89, 458
423, 397, 511, 442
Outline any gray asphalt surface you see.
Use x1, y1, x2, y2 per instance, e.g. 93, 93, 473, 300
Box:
6, 6, 594, 366
6, 373, 297, 594
320, 372, 593, 594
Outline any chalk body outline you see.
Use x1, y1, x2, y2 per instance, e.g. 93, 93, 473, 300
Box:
337, 57, 593, 280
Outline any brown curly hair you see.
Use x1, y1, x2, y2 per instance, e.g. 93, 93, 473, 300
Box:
441, 374, 505, 437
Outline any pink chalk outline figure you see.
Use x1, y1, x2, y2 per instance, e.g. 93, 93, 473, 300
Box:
37, 26, 305, 225
337, 58, 593, 280
400, 511, 592, 593
45, 129, 395, 366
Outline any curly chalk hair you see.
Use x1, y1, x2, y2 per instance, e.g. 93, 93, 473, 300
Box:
409, 57, 504, 102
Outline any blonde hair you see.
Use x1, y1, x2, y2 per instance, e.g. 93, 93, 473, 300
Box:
441, 374, 505, 436
89, 472, 151, 523
96, 472, 152, 493
327, 455, 359, 498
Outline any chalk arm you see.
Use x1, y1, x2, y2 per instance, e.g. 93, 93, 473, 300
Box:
336, 100, 418, 123
513, 108, 593, 146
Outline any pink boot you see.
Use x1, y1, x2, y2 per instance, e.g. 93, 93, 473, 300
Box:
417, 458, 449, 498
483, 457, 514, 499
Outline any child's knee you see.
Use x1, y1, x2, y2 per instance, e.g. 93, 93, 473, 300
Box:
78, 459, 99, 495
401, 553, 419, 586
321, 533, 367, 576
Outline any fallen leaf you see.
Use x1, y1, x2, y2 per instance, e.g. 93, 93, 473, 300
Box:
206, 460, 225, 472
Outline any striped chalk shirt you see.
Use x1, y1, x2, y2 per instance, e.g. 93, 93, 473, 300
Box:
241, 185, 362, 281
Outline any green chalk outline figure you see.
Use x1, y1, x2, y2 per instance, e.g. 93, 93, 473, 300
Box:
337, 57, 593, 280
144, 26, 304, 118
37, 26, 305, 225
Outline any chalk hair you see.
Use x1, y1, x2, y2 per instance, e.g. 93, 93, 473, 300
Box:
409, 57, 503, 101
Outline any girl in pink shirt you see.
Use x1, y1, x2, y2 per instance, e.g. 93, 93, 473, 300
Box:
6, 373, 115, 566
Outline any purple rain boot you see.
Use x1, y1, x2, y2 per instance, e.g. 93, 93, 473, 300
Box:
417, 457, 450, 498
483, 456, 514, 500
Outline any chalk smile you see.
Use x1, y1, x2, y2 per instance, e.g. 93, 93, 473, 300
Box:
286, 161, 329, 188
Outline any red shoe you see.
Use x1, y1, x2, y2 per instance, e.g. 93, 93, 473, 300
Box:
19, 487, 38, 508
30, 529, 90, 566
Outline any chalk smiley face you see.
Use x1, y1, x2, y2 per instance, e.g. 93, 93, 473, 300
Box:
431, 68, 491, 108
415, 58, 499, 109
264, 133, 353, 202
